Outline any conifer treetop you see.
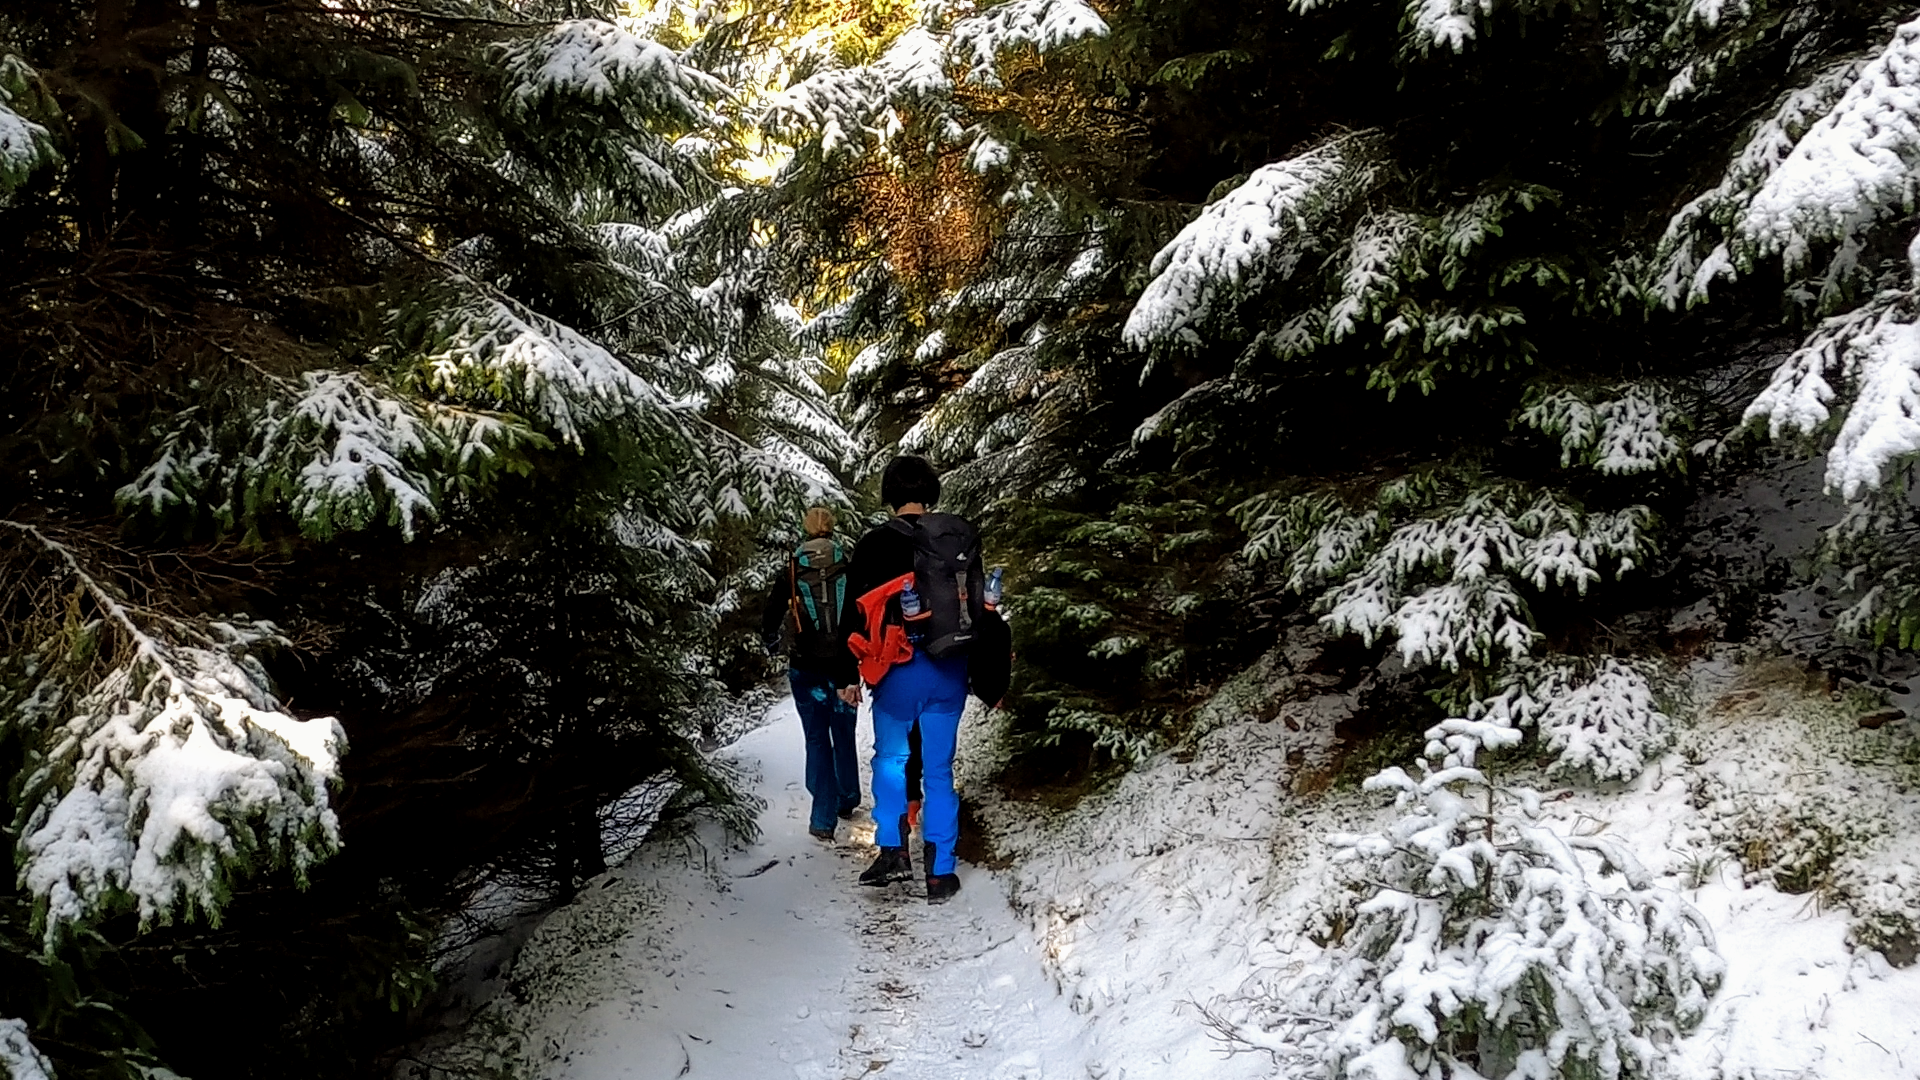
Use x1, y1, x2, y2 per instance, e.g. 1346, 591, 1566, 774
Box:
761, 0, 1108, 159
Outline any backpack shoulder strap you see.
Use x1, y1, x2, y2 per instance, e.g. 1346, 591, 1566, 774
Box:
830, 537, 846, 618
885, 517, 916, 538
787, 555, 802, 631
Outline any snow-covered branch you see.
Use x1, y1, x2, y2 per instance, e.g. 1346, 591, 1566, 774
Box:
499, 19, 726, 126
2, 522, 346, 943
118, 369, 548, 542
1518, 382, 1687, 475
1740, 16, 1920, 271
764, 1, 1105, 160
948, 0, 1108, 86
0, 55, 58, 193
405, 282, 689, 447
1744, 288, 1920, 499
1650, 60, 1859, 308
762, 40, 930, 157
1124, 130, 1388, 352
1241, 483, 1652, 673
1471, 658, 1674, 781
0, 1020, 53, 1080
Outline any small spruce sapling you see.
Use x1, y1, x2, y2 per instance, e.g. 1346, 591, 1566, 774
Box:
1239, 714, 1722, 1080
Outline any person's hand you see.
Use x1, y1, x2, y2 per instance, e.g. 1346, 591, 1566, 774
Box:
838, 685, 863, 706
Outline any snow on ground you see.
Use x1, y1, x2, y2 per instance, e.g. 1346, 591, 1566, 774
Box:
437, 626, 1920, 1079
1549, 655, 1920, 1079
960, 642, 1920, 1080
430, 697, 1097, 1080
957, 671, 1367, 1078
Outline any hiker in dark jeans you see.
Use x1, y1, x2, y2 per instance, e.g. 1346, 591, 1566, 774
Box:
762, 507, 861, 840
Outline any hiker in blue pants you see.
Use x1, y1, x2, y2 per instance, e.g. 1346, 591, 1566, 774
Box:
868, 651, 966, 893
837, 457, 1011, 904
761, 507, 861, 840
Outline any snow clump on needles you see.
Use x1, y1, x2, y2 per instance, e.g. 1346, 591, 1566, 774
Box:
0, 1020, 53, 1080
5, 523, 345, 945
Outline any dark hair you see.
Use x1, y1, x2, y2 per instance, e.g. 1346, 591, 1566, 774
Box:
879, 455, 941, 510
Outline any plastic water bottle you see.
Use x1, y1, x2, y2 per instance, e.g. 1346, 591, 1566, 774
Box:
900, 582, 922, 619
983, 567, 1004, 610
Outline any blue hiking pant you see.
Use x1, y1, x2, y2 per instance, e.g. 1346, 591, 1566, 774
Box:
789, 668, 861, 832
871, 652, 968, 874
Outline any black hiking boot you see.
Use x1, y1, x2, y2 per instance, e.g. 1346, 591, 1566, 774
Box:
924, 841, 960, 903
926, 872, 961, 904
808, 826, 835, 841
858, 846, 912, 886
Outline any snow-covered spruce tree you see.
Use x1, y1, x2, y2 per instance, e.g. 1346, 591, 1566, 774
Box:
1, 4, 843, 1077
675, 0, 1293, 763
645, 0, 1217, 766
1211, 717, 1722, 1080
741, 0, 1893, 769
1656, 9, 1920, 648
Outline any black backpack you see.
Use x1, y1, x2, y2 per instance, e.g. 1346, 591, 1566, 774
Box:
788, 535, 847, 662
888, 513, 985, 660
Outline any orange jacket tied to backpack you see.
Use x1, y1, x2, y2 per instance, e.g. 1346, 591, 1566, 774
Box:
846, 572, 917, 686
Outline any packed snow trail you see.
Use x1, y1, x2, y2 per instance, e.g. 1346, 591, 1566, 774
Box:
511, 697, 1097, 1080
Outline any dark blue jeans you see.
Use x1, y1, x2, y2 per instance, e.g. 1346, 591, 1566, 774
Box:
789, 667, 861, 831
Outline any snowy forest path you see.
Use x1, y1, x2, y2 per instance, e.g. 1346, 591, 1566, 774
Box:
514, 697, 1096, 1080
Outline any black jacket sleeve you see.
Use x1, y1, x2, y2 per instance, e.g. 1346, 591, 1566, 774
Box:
760, 561, 792, 647
969, 607, 1013, 707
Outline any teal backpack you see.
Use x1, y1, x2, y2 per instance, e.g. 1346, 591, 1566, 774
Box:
787, 535, 848, 662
